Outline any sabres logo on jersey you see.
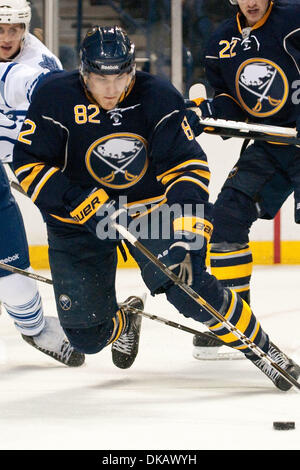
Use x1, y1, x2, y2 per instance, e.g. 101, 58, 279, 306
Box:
85, 132, 148, 189
235, 58, 289, 117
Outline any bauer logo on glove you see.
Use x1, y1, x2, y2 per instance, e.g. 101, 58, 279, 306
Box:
70, 188, 109, 224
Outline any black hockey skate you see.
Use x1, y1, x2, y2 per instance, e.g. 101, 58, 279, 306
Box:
111, 296, 143, 369
250, 342, 300, 391
193, 331, 224, 348
22, 316, 85, 367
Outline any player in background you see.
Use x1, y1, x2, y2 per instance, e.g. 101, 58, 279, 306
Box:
12, 25, 300, 389
0, 0, 84, 366
187, 0, 300, 359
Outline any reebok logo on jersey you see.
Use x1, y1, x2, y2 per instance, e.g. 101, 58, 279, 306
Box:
101, 65, 119, 70
0, 253, 20, 264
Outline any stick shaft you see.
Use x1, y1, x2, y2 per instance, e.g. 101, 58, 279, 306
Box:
125, 305, 226, 345
0, 262, 53, 285
199, 116, 297, 137
203, 126, 300, 145
0, 259, 218, 343
115, 223, 300, 390
10, 180, 28, 195
184, 101, 299, 145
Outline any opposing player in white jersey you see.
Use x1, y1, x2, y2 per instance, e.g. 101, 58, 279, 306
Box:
0, 0, 84, 366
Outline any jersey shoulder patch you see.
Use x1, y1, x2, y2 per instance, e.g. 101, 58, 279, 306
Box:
38, 54, 60, 71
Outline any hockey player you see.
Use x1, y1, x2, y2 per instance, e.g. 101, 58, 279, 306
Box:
0, 0, 84, 366
187, 0, 300, 359
12, 25, 300, 389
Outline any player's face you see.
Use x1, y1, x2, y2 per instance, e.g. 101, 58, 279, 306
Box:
237, 0, 270, 26
84, 72, 132, 110
0, 23, 25, 60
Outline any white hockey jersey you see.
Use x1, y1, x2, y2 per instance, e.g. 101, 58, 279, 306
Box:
0, 33, 62, 163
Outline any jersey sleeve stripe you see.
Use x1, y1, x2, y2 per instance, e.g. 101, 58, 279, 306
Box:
161, 168, 210, 186
165, 175, 209, 195
156, 159, 209, 181
283, 28, 300, 74
154, 109, 180, 132
19, 164, 45, 193
14, 162, 41, 177
31, 167, 60, 202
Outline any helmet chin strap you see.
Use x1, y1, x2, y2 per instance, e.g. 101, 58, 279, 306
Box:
118, 66, 136, 103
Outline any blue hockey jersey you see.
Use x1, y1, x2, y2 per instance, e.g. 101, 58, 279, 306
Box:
204, 1, 300, 126
13, 70, 210, 225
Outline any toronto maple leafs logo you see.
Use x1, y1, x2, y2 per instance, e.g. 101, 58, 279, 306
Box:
85, 133, 148, 189
236, 58, 289, 117
38, 54, 60, 71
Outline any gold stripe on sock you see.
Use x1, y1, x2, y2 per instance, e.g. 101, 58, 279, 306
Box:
210, 263, 252, 280
209, 291, 237, 332
212, 300, 253, 344
234, 320, 261, 350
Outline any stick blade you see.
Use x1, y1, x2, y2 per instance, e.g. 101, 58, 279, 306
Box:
189, 83, 207, 100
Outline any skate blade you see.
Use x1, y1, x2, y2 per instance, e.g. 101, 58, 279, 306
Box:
193, 346, 246, 361
140, 292, 147, 307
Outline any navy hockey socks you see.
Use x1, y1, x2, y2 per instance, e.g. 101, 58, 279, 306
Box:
210, 245, 253, 304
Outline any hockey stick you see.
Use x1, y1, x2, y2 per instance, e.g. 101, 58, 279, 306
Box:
113, 222, 300, 390
3, 176, 298, 384
0, 262, 53, 285
10, 179, 27, 196
200, 123, 299, 145
0, 259, 222, 345
186, 83, 299, 145
185, 102, 300, 145
122, 303, 226, 346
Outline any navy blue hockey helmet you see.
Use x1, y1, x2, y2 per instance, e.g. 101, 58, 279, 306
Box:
80, 25, 135, 76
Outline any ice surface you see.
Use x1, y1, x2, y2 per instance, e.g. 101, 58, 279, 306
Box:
0, 265, 299, 450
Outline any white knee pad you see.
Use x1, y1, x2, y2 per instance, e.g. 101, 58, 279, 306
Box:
0, 268, 45, 336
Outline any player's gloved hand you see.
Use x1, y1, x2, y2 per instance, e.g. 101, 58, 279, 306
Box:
162, 214, 213, 286
64, 187, 131, 241
184, 98, 215, 137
